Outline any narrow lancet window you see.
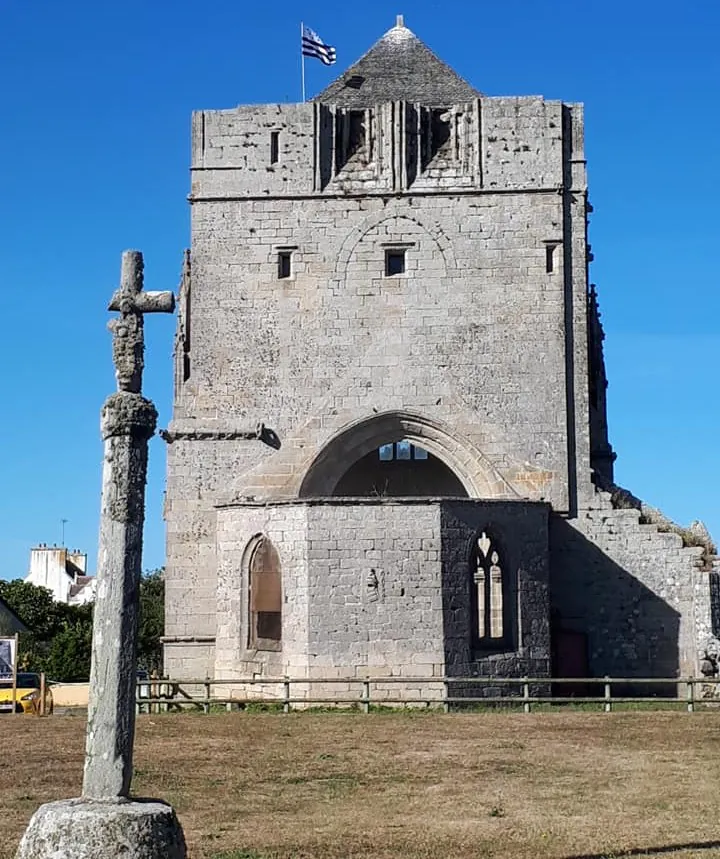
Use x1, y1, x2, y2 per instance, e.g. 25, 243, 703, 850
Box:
248, 536, 282, 650
270, 130, 280, 164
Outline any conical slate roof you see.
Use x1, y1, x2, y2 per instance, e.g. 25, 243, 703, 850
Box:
314, 16, 481, 107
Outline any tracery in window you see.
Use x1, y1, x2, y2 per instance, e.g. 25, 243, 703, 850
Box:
471, 531, 507, 648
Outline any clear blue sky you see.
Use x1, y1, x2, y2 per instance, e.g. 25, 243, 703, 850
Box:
1, 0, 718, 580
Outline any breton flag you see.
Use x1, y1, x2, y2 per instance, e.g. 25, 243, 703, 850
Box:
302, 24, 337, 66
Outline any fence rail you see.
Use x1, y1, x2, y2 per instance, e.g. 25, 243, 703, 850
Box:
135, 675, 720, 715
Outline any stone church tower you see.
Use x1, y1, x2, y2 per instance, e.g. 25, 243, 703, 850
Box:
163, 18, 718, 690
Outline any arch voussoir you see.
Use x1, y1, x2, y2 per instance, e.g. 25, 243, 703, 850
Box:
297, 411, 517, 499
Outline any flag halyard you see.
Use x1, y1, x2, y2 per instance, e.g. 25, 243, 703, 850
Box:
302, 25, 337, 66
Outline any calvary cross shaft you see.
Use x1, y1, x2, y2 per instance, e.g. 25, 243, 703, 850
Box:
108, 250, 175, 394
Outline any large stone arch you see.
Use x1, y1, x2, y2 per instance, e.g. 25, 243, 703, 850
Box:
298, 411, 517, 499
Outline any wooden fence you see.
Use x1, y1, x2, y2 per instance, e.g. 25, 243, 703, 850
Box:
135, 675, 720, 715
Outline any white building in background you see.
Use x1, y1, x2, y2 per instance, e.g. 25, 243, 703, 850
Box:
26, 545, 96, 606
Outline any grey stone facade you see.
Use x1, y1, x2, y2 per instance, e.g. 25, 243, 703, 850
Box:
163, 19, 718, 690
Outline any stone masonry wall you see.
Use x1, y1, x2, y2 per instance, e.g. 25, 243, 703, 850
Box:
189, 99, 570, 199
440, 500, 551, 679
212, 499, 447, 702
551, 490, 712, 678
165, 94, 589, 676
304, 501, 445, 681
179, 193, 572, 505
214, 503, 308, 680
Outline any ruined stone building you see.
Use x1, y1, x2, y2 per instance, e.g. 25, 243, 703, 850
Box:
162, 18, 719, 690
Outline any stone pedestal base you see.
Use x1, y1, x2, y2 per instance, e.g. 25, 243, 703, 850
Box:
15, 798, 186, 859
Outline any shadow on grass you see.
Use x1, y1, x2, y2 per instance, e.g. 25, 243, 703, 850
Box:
565, 840, 720, 858
208, 842, 720, 859
208, 853, 267, 859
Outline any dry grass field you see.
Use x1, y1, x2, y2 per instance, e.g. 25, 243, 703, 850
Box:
2, 710, 720, 859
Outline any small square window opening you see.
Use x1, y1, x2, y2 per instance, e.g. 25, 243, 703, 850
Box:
278, 251, 292, 279
385, 249, 406, 276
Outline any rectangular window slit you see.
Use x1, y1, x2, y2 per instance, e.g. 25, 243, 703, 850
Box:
278, 251, 292, 279
546, 244, 556, 274
270, 131, 279, 165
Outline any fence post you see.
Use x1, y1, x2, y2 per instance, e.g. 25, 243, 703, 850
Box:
604, 677, 612, 713
443, 678, 449, 714
362, 678, 370, 714
687, 677, 695, 713
203, 680, 211, 715
283, 676, 291, 713
39, 672, 46, 717
522, 678, 530, 714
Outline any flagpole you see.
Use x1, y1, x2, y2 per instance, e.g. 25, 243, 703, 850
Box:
300, 21, 306, 102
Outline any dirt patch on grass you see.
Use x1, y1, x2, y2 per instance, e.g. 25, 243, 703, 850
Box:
2, 711, 720, 858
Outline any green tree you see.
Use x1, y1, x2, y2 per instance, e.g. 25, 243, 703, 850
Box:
44, 621, 93, 682
0, 579, 61, 640
0, 571, 165, 681
0, 579, 94, 680
0, 580, 60, 670
138, 569, 165, 675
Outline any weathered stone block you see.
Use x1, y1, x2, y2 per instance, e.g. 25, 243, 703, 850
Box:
16, 800, 186, 859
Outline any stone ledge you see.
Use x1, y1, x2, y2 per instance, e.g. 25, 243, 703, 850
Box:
216, 496, 551, 510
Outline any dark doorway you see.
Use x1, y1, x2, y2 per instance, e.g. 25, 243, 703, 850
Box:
333, 441, 468, 497
552, 625, 589, 697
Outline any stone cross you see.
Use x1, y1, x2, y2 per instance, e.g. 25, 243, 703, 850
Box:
83, 250, 175, 800
108, 251, 175, 394
16, 250, 185, 858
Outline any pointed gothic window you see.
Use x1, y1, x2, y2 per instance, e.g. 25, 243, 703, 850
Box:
471, 531, 509, 649
248, 536, 282, 651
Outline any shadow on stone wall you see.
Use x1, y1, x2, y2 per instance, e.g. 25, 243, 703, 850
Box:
550, 517, 680, 691
440, 501, 551, 697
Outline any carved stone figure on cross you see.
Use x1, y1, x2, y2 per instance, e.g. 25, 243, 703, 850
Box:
107, 250, 175, 394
